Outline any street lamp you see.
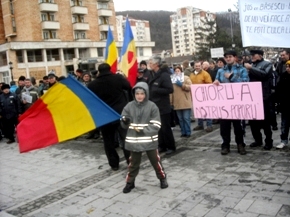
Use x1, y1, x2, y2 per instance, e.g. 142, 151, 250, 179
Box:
9, 61, 13, 81
228, 9, 234, 49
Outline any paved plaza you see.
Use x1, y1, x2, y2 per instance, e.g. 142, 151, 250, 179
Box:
0, 117, 289, 217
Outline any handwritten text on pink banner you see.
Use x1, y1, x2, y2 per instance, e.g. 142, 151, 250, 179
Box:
191, 82, 264, 120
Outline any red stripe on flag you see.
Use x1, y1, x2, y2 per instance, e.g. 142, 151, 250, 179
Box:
17, 99, 59, 153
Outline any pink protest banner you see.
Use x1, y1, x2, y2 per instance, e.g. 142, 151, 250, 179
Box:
191, 82, 264, 120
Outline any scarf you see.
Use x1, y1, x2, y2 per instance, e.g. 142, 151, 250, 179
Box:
23, 86, 34, 95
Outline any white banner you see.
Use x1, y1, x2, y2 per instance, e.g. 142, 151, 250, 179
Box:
210, 47, 224, 58
239, 0, 290, 48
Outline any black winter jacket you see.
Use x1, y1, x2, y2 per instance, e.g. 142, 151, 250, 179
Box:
276, 71, 290, 115
249, 59, 273, 101
148, 66, 173, 115
0, 92, 21, 119
87, 72, 131, 114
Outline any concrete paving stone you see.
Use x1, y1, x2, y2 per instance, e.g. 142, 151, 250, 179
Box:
226, 210, 259, 217
198, 186, 226, 195
112, 190, 142, 202
219, 189, 248, 198
105, 201, 155, 217
225, 184, 252, 193
276, 205, 290, 217
149, 198, 181, 211
186, 203, 211, 217
181, 181, 208, 191
153, 187, 185, 198
261, 174, 288, 185
243, 192, 273, 202
147, 209, 169, 217
204, 207, 230, 217
128, 194, 160, 206
0, 212, 16, 217
84, 197, 115, 210
171, 201, 198, 215
61, 195, 86, 206
199, 194, 225, 208
271, 195, 290, 205
247, 200, 283, 216
233, 198, 254, 212
28, 212, 50, 217
248, 186, 278, 197
97, 188, 122, 199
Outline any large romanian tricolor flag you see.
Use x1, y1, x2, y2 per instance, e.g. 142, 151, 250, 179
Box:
119, 17, 138, 87
17, 75, 121, 153
105, 26, 118, 73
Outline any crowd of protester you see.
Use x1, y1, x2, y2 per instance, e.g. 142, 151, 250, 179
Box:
0, 49, 289, 192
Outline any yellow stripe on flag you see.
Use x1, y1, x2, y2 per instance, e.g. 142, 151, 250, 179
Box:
42, 83, 96, 140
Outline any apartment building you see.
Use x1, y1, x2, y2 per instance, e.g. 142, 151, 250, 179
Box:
170, 6, 216, 57
0, 0, 154, 83
116, 15, 154, 59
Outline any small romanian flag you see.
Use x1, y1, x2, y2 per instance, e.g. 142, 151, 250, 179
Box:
104, 26, 118, 73
120, 17, 138, 87
17, 75, 121, 153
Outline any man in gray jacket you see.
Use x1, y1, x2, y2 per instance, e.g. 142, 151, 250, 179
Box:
121, 82, 168, 193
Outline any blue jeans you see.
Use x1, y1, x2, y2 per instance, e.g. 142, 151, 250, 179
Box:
281, 113, 290, 144
197, 119, 212, 128
176, 109, 192, 136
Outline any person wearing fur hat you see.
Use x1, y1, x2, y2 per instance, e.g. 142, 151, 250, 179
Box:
15, 75, 26, 96
0, 84, 21, 144
244, 49, 274, 150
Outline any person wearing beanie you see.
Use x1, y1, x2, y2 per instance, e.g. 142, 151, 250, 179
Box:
244, 49, 274, 150
139, 60, 154, 83
0, 83, 21, 144
213, 50, 249, 155
121, 82, 167, 193
15, 75, 26, 96
88, 63, 131, 171
274, 60, 290, 149
75, 68, 84, 82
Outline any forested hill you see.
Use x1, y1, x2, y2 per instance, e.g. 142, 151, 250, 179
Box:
116, 11, 241, 52
116, 11, 174, 52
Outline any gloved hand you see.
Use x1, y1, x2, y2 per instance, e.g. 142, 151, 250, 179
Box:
121, 116, 131, 125
176, 80, 183, 87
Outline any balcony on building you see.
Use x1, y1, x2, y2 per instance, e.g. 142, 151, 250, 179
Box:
73, 22, 89, 30
42, 21, 60, 29
71, 6, 88, 14
98, 9, 112, 17
39, 2, 58, 12
99, 24, 113, 32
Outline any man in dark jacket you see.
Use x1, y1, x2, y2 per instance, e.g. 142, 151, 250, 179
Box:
148, 56, 176, 155
244, 49, 273, 150
139, 60, 154, 83
275, 60, 290, 149
88, 63, 131, 170
276, 49, 290, 76
0, 84, 21, 144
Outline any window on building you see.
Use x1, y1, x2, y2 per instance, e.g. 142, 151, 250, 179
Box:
74, 31, 86, 39
47, 49, 60, 61
79, 48, 89, 58
70, 0, 82, 6
0, 52, 7, 67
41, 13, 55, 21
98, 17, 109, 25
10, 0, 14, 15
27, 50, 43, 62
43, 30, 57, 39
97, 48, 104, 57
2, 71, 10, 84
100, 32, 107, 40
63, 49, 75, 60
12, 17, 16, 32
97, 2, 108, 9
138, 47, 144, 57
16, 50, 24, 63
72, 15, 84, 23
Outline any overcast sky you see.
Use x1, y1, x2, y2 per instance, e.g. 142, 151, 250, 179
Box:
114, 0, 238, 12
